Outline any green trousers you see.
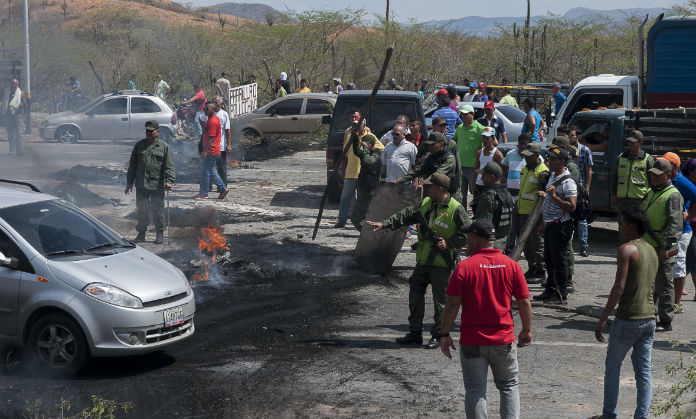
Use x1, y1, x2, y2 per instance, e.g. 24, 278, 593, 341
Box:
136, 188, 166, 233
655, 256, 676, 325
519, 214, 544, 271
408, 265, 452, 337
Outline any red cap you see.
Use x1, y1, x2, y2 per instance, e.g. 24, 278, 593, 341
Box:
484, 100, 495, 110
436, 88, 448, 96
479, 82, 487, 90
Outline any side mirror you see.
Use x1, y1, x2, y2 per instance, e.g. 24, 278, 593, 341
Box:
321, 115, 331, 125
0, 251, 19, 270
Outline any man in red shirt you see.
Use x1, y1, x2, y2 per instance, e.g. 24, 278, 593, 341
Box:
182, 83, 207, 136
440, 219, 533, 419
193, 102, 228, 199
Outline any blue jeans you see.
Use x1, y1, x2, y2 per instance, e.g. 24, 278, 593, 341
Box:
199, 155, 226, 196
194, 110, 204, 136
578, 219, 589, 251
460, 344, 520, 419
602, 318, 655, 419
337, 178, 358, 224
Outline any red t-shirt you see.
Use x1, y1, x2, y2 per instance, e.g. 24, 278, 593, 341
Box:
446, 248, 529, 346
192, 89, 206, 111
407, 133, 421, 147
204, 114, 221, 155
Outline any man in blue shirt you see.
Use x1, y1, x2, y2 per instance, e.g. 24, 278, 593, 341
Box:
552, 82, 566, 115
663, 152, 696, 311
432, 94, 462, 139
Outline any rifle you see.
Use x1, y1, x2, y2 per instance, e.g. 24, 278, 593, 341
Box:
416, 210, 456, 270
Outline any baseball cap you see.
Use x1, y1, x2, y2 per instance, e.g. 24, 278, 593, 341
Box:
421, 77, 428, 82
479, 82, 487, 90
649, 158, 673, 175
432, 116, 447, 126
625, 130, 644, 143
482, 127, 496, 137
484, 100, 495, 110
476, 161, 503, 178
145, 120, 159, 131
469, 82, 478, 88
333, 77, 341, 83
435, 88, 448, 96
423, 173, 450, 189
662, 152, 681, 168
551, 136, 570, 148
462, 219, 496, 241
458, 103, 475, 114
547, 146, 569, 161
423, 132, 447, 145
221, 71, 227, 76
520, 142, 542, 156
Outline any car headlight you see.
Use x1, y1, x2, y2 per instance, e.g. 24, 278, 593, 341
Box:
83, 283, 143, 308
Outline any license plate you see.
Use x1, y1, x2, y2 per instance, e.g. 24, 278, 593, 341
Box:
163, 306, 185, 327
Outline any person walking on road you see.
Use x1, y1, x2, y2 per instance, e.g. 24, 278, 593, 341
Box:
198, 97, 231, 190
472, 162, 514, 251
154, 74, 170, 100
125, 120, 175, 244
367, 173, 470, 349
591, 205, 659, 419
642, 158, 684, 332
1, 78, 28, 156
440, 218, 533, 419
193, 103, 228, 200
215, 72, 231, 101
611, 130, 654, 233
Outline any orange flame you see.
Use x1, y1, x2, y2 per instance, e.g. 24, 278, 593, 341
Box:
191, 225, 229, 283
230, 160, 240, 168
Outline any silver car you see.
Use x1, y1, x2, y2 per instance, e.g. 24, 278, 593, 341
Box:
232, 93, 336, 140
39, 90, 178, 143
0, 182, 194, 374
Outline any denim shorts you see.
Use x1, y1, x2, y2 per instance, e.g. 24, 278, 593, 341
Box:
683, 231, 696, 275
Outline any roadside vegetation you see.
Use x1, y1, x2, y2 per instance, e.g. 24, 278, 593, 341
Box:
24, 395, 134, 419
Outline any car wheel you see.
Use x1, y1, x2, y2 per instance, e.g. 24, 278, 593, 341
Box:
55, 126, 79, 144
28, 313, 89, 375
241, 128, 261, 144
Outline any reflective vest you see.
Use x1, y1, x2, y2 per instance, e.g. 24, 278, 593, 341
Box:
617, 152, 650, 199
642, 185, 679, 249
517, 161, 549, 215
417, 197, 460, 268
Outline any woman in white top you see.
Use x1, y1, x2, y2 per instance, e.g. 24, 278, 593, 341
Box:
474, 127, 504, 193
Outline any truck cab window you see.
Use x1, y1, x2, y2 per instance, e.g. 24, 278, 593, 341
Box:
562, 89, 623, 124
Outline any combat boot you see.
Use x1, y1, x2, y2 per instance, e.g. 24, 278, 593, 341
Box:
395, 332, 422, 345
154, 231, 164, 244
133, 231, 146, 243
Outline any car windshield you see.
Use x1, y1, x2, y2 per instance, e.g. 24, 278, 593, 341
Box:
75, 97, 101, 113
496, 105, 526, 123
0, 199, 132, 258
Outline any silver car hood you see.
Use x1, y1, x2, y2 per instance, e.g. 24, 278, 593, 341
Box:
47, 246, 189, 303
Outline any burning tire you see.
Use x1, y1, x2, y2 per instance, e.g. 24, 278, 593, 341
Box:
55, 126, 80, 144
27, 313, 89, 375
241, 128, 261, 144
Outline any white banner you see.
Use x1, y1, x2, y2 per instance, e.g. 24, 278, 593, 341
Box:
228, 83, 258, 118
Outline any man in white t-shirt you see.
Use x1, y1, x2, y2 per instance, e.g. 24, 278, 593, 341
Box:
381, 124, 417, 182
154, 74, 170, 100
534, 146, 577, 304
199, 97, 232, 189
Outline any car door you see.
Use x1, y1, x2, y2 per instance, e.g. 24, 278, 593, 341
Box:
0, 229, 34, 337
301, 99, 334, 134
256, 98, 304, 138
129, 97, 163, 139
81, 97, 129, 140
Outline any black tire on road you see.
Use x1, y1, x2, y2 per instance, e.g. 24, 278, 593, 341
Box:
55, 126, 79, 144
27, 312, 89, 376
241, 128, 261, 143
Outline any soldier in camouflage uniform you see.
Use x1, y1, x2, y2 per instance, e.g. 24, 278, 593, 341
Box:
472, 162, 515, 251
126, 120, 175, 244
350, 133, 382, 231
367, 173, 470, 349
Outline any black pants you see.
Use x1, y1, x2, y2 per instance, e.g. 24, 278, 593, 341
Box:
216, 151, 228, 186
543, 219, 574, 297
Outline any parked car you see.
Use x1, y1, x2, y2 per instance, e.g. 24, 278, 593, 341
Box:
425, 101, 526, 142
232, 93, 336, 141
39, 90, 178, 144
324, 90, 428, 202
0, 181, 195, 374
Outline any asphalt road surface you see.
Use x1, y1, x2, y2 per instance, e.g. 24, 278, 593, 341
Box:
0, 136, 694, 418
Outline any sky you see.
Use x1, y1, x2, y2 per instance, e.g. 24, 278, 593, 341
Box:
188, 0, 682, 21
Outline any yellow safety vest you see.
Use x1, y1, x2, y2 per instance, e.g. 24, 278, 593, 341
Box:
517, 161, 549, 215
617, 153, 650, 199
642, 185, 679, 249
417, 197, 460, 269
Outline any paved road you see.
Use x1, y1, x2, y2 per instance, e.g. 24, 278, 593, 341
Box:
0, 138, 692, 418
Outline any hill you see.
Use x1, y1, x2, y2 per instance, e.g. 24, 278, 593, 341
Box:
205, 2, 282, 22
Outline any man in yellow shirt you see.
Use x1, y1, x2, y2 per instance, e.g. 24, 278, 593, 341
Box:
295, 78, 311, 93
335, 110, 384, 227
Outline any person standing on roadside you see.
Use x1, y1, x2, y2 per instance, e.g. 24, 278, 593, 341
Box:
472, 162, 515, 251
381, 124, 417, 183
551, 82, 566, 116
193, 103, 228, 200
498, 86, 518, 108
568, 125, 593, 257
432, 92, 462, 139
591, 206, 658, 419
215, 72, 231, 101
127, 74, 137, 90
501, 134, 532, 253
275, 79, 287, 98
154, 74, 170, 100
642, 158, 683, 332
198, 97, 231, 190
1, 78, 27, 156
182, 83, 206, 136
279, 72, 291, 94
521, 98, 543, 142
661, 152, 696, 312
463, 82, 478, 102
611, 130, 654, 233
332, 77, 343, 94
419, 78, 431, 98
367, 173, 470, 350
295, 79, 311, 93
440, 218, 532, 419
453, 104, 484, 209
472, 82, 488, 102
478, 100, 507, 144
473, 127, 503, 196
533, 147, 577, 304
126, 120, 175, 244
350, 133, 381, 231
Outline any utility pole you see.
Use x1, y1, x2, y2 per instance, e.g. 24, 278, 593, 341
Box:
23, 0, 31, 133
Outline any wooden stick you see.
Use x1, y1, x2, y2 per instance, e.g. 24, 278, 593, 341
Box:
510, 199, 543, 261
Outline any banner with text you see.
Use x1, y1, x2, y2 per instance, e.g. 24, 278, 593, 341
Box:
228, 83, 258, 118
